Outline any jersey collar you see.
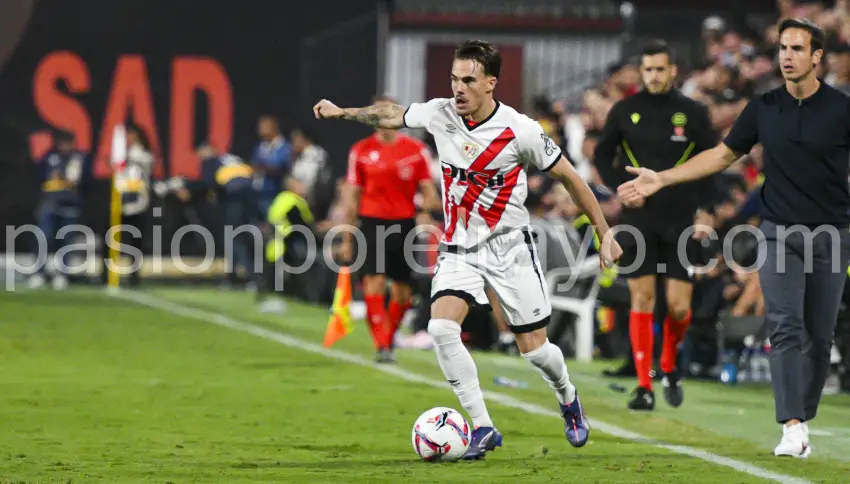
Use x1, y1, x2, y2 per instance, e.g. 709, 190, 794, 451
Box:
462, 101, 500, 131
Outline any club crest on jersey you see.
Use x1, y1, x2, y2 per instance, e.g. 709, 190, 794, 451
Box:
670, 112, 688, 142
442, 162, 504, 188
462, 142, 481, 160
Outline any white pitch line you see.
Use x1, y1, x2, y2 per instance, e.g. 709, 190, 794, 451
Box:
114, 290, 812, 484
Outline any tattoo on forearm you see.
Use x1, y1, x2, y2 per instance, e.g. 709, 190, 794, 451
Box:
345, 103, 405, 128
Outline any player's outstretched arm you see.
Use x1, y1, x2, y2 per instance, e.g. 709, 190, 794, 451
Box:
313, 99, 405, 129
617, 142, 740, 205
547, 156, 622, 267
656, 142, 740, 187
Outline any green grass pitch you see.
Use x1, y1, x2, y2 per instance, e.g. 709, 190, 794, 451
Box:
1, 288, 849, 483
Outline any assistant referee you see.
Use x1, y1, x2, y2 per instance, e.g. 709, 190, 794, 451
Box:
619, 18, 850, 458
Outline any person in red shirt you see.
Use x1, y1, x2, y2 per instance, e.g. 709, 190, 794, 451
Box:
342, 95, 441, 362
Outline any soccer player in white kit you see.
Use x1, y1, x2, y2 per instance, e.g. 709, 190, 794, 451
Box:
314, 40, 622, 459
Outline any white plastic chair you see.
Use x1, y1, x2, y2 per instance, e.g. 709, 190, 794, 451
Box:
546, 255, 602, 362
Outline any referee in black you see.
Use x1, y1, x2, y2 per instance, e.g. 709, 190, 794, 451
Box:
619, 18, 850, 458
594, 39, 717, 411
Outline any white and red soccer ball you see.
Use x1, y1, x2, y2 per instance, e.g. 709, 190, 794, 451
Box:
411, 407, 471, 462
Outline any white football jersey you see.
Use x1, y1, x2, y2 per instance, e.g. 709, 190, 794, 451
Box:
404, 98, 562, 249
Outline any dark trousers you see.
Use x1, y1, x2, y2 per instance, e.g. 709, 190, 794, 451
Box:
222, 194, 260, 281
36, 204, 79, 271
101, 211, 147, 286
257, 236, 310, 298
760, 220, 850, 423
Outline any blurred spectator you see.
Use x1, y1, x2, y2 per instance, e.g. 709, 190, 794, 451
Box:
257, 181, 315, 313
702, 16, 726, 44
720, 30, 743, 67
315, 178, 349, 234
104, 125, 154, 287
744, 47, 782, 94
777, 0, 796, 19
180, 143, 261, 288
583, 87, 615, 129
287, 126, 328, 204
580, 130, 604, 184
708, 91, 747, 136
606, 63, 641, 99
28, 131, 91, 290
682, 61, 713, 98
826, 42, 850, 95
252, 115, 292, 214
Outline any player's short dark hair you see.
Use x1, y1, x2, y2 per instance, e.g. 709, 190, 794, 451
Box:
778, 17, 825, 53
641, 39, 676, 64
454, 40, 501, 78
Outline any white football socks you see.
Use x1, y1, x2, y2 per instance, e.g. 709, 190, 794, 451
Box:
522, 340, 576, 405
428, 318, 494, 429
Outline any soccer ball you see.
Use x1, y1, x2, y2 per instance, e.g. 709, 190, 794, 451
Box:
411, 407, 471, 462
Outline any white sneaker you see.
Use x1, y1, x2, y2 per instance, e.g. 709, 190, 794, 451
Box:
802, 422, 813, 455
774, 423, 811, 458
257, 299, 287, 314
51, 274, 68, 290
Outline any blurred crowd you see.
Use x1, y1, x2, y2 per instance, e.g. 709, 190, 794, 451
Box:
24, 0, 850, 389
511, 0, 850, 388
528, 1, 850, 319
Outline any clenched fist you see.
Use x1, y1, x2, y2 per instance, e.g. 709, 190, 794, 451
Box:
313, 99, 344, 120
599, 230, 623, 271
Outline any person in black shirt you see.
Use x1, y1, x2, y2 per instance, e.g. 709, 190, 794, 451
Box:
619, 18, 850, 459
595, 40, 717, 411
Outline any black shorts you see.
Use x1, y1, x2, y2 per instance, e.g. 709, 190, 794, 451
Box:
615, 223, 699, 282
358, 216, 416, 284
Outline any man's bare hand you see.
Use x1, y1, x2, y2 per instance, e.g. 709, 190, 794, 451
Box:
338, 238, 353, 263
599, 229, 623, 271
313, 99, 344, 120
617, 166, 663, 206
619, 196, 645, 209
692, 210, 715, 240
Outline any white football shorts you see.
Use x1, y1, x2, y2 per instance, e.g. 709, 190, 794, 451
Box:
431, 228, 552, 333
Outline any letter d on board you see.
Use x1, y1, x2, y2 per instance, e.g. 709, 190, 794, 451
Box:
170, 57, 233, 178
